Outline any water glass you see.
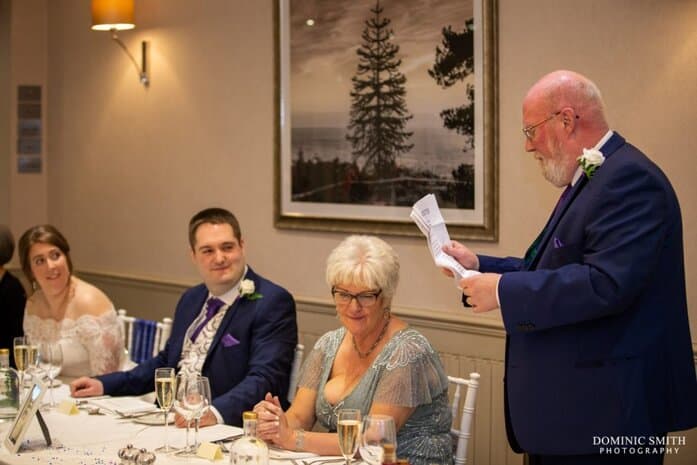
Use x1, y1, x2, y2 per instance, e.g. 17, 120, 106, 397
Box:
37, 342, 63, 408
192, 376, 211, 451
174, 373, 207, 457
359, 414, 397, 465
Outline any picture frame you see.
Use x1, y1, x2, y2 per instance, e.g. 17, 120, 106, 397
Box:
274, 0, 498, 240
4, 382, 50, 453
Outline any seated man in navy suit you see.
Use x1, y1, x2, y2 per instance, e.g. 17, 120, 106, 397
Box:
70, 207, 298, 427
444, 70, 697, 464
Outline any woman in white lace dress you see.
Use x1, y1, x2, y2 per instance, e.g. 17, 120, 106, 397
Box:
254, 236, 452, 465
19, 225, 123, 379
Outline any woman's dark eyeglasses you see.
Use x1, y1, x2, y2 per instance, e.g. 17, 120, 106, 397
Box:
331, 287, 382, 306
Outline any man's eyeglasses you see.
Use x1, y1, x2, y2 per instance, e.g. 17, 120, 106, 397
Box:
331, 287, 382, 307
522, 111, 561, 140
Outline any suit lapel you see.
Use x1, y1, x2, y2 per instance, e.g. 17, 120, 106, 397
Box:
209, 292, 244, 351
207, 267, 258, 356
527, 177, 587, 270
526, 132, 626, 270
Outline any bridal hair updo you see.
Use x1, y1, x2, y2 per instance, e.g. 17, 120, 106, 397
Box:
18, 225, 73, 285
325, 235, 400, 302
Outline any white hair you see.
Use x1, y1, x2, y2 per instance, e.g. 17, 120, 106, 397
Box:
325, 235, 400, 301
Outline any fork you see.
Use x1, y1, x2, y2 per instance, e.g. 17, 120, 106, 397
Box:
213, 433, 243, 454
213, 441, 229, 454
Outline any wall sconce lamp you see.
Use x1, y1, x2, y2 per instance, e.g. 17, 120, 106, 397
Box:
91, 0, 149, 87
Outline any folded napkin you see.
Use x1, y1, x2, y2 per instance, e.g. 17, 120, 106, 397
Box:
90, 396, 158, 416
267, 445, 319, 460
301, 456, 346, 464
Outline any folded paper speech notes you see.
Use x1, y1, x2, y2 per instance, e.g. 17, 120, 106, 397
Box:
410, 193, 480, 282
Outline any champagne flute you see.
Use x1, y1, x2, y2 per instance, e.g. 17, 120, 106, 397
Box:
26, 341, 39, 384
337, 409, 361, 465
174, 373, 203, 457
154, 367, 177, 453
37, 342, 63, 408
13, 337, 29, 394
359, 414, 397, 465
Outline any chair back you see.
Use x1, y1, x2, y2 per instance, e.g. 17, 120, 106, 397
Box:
117, 309, 172, 365
287, 343, 304, 403
448, 372, 480, 465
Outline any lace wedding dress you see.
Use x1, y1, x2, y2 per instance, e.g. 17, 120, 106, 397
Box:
24, 310, 124, 378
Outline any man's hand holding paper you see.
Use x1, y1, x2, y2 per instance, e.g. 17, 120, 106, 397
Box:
441, 241, 479, 273
429, 225, 477, 280
410, 194, 480, 281
440, 239, 501, 312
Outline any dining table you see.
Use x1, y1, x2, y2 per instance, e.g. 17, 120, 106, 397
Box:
0, 382, 348, 465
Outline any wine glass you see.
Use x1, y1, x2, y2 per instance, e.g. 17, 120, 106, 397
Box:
359, 414, 397, 465
12, 337, 29, 394
191, 376, 211, 452
37, 342, 63, 408
173, 373, 205, 457
337, 409, 361, 465
154, 367, 177, 453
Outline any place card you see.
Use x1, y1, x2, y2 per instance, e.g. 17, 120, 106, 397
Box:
57, 399, 79, 415
197, 442, 223, 461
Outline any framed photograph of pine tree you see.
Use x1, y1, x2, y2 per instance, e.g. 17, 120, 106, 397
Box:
274, 0, 498, 240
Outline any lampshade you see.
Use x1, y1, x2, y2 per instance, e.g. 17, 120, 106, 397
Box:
91, 0, 135, 31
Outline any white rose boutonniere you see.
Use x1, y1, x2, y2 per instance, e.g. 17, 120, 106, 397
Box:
239, 279, 263, 300
577, 148, 605, 179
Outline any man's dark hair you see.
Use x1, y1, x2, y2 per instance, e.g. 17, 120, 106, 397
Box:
188, 208, 242, 249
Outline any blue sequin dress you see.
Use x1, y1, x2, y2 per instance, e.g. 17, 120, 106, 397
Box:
298, 326, 453, 465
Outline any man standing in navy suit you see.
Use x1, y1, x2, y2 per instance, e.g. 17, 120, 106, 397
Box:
444, 70, 697, 464
71, 208, 297, 427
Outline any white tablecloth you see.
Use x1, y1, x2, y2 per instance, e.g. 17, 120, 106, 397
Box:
0, 384, 341, 465
0, 384, 348, 465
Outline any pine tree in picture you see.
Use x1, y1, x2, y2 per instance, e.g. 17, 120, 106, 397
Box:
346, 0, 413, 182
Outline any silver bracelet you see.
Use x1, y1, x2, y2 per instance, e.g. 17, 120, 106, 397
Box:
295, 429, 305, 451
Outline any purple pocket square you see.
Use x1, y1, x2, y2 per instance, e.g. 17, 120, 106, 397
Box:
221, 333, 240, 347
553, 237, 564, 248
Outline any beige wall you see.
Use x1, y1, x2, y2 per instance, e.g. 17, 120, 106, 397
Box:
0, 0, 9, 221
9, 0, 692, 335
3, 0, 48, 242
3, 0, 697, 462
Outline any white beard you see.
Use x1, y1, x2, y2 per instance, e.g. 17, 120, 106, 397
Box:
537, 138, 574, 187
540, 156, 571, 187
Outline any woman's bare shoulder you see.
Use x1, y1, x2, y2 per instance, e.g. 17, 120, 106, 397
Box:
70, 277, 115, 317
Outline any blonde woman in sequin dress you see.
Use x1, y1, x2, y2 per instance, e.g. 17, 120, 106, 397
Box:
255, 235, 452, 465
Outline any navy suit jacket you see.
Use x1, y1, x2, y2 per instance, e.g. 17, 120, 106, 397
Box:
477, 133, 697, 454
98, 267, 297, 426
